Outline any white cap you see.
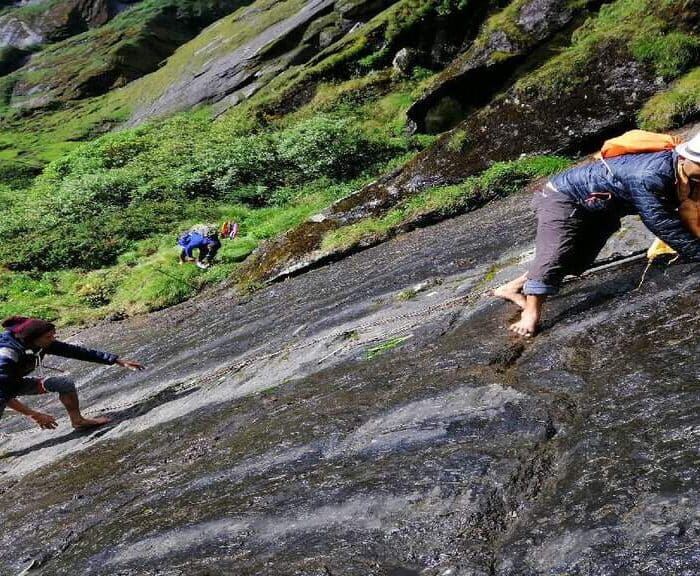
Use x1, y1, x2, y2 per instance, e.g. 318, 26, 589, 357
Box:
676, 132, 700, 163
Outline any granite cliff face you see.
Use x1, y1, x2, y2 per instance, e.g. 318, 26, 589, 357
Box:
0, 0, 698, 573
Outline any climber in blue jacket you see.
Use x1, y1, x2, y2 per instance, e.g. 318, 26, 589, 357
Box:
495, 139, 700, 337
177, 228, 221, 270
0, 316, 144, 430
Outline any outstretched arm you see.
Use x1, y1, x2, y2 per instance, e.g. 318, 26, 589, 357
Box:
45, 340, 118, 364
44, 341, 145, 370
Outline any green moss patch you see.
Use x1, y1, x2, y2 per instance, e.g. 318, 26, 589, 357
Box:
364, 335, 412, 360
516, 0, 700, 98
638, 67, 700, 131
321, 155, 571, 253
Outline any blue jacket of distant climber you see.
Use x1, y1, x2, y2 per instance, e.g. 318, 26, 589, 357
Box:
177, 232, 216, 258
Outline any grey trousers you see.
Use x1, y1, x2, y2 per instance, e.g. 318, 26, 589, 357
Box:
0, 376, 77, 419
523, 187, 621, 295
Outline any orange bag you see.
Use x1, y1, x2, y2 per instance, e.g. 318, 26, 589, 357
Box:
595, 129, 682, 159
595, 129, 699, 239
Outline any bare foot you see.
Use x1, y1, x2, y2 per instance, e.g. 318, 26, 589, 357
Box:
493, 277, 528, 310
509, 309, 539, 337
72, 416, 113, 430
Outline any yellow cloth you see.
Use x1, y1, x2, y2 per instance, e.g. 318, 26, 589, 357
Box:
647, 238, 677, 260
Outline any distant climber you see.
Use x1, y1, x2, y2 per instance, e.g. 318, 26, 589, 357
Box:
0, 316, 145, 431
177, 221, 238, 269
495, 130, 700, 337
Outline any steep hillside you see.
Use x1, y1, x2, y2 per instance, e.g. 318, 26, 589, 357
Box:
0, 172, 697, 574
0, 0, 697, 321
0, 1, 698, 573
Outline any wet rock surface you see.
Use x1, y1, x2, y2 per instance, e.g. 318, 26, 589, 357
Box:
0, 187, 697, 575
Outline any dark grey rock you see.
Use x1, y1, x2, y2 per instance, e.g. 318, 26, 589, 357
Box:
1, 185, 697, 574
392, 47, 419, 75
406, 0, 594, 133
518, 0, 572, 40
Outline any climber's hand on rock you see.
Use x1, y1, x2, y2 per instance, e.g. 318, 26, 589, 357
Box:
116, 359, 145, 371
31, 411, 58, 430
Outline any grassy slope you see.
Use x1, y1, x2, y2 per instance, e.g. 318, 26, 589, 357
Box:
0, 76, 430, 323
0, 0, 260, 168
0, 0, 698, 325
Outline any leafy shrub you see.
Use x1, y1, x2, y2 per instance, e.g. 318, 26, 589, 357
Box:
0, 109, 403, 271
274, 114, 396, 181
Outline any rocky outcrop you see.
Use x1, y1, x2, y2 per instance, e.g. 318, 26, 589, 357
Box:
4, 0, 255, 109
126, 0, 421, 124
0, 0, 136, 49
241, 47, 682, 285
0, 9, 41, 48
406, 0, 606, 133
129, 0, 340, 124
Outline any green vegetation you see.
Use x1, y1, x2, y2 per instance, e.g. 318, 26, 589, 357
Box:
247, 0, 478, 114
0, 0, 438, 174
0, 178, 374, 323
321, 155, 571, 253
475, 0, 530, 48
638, 67, 700, 130
0, 0, 61, 19
0, 62, 432, 323
1, 0, 257, 107
516, 0, 700, 98
364, 335, 412, 360
0, 110, 405, 272
396, 288, 418, 301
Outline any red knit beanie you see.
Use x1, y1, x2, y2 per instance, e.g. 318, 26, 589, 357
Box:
2, 316, 56, 343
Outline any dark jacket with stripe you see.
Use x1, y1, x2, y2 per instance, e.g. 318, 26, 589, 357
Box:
0, 330, 118, 400
550, 150, 700, 261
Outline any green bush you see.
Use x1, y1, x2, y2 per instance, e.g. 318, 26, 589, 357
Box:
639, 67, 700, 130
632, 30, 700, 79
0, 109, 403, 271
275, 115, 391, 181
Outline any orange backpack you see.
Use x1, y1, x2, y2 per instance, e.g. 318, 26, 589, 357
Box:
595, 129, 699, 238
595, 129, 682, 159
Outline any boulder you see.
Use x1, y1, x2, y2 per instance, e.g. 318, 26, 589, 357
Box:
406, 0, 589, 133
392, 46, 419, 75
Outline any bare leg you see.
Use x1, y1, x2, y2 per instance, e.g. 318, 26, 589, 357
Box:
59, 391, 112, 430
493, 272, 528, 310
510, 294, 544, 337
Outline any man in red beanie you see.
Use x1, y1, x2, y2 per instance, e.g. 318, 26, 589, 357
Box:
0, 316, 144, 430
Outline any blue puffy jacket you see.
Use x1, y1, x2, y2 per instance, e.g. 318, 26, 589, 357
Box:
177, 232, 216, 258
550, 150, 700, 261
0, 330, 118, 400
